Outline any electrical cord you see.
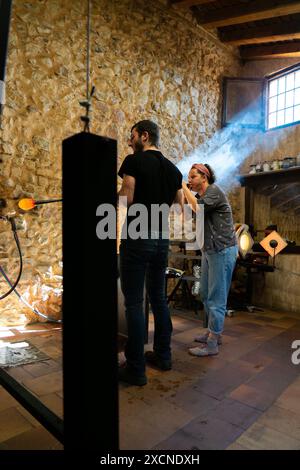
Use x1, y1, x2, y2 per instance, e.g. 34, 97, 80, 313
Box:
0, 265, 62, 323
0, 217, 23, 300
0, 216, 62, 323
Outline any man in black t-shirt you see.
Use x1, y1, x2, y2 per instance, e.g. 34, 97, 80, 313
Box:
118, 120, 183, 386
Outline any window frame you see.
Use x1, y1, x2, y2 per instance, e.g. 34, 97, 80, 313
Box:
222, 76, 265, 129
265, 62, 300, 132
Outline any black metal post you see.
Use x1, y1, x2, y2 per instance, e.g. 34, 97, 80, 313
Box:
62, 132, 118, 451
0, 0, 13, 114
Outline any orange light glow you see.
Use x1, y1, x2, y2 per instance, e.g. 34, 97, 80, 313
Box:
18, 198, 36, 211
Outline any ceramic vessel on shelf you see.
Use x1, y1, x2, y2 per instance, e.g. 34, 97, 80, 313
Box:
249, 164, 256, 174
272, 159, 280, 170
255, 163, 262, 172
263, 161, 270, 172
282, 157, 293, 169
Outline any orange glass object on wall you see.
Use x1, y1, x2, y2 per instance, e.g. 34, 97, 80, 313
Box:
18, 198, 36, 211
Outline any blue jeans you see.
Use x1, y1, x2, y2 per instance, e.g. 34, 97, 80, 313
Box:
120, 238, 172, 376
200, 245, 238, 335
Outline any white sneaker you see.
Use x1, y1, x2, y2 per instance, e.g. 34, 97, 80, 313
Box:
189, 339, 219, 357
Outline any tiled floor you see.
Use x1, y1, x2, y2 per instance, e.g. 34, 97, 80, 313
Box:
119, 308, 300, 450
1, 308, 300, 450
0, 323, 63, 450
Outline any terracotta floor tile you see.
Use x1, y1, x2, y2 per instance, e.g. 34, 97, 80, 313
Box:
119, 389, 154, 420
208, 397, 262, 430
170, 354, 211, 378
177, 415, 244, 450
40, 393, 63, 418
235, 322, 264, 330
275, 381, 300, 414
226, 441, 249, 450
235, 422, 300, 450
0, 386, 21, 412
221, 328, 243, 338
254, 316, 276, 323
122, 370, 193, 404
170, 346, 229, 377
246, 362, 299, 396
170, 319, 203, 333
37, 345, 61, 359
1, 426, 63, 450
218, 340, 262, 362
193, 359, 261, 400
120, 401, 193, 450
26, 334, 55, 346
153, 428, 206, 450
16, 406, 41, 428
271, 319, 299, 329
4, 366, 35, 383
256, 405, 300, 440
239, 350, 274, 368
166, 387, 220, 416
22, 359, 61, 377
292, 376, 300, 387
229, 384, 276, 411
22, 371, 63, 397
221, 334, 240, 345
172, 327, 206, 345
0, 408, 33, 442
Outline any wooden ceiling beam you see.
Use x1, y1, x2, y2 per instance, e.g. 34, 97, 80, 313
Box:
240, 41, 300, 59
169, 0, 214, 6
193, 0, 300, 28
219, 19, 300, 45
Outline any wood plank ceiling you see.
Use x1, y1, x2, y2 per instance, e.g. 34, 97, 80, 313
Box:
169, 0, 300, 60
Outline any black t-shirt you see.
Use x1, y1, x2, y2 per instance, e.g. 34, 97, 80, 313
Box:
118, 150, 182, 236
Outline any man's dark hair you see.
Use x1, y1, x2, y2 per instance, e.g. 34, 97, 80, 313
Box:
131, 120, 160, 147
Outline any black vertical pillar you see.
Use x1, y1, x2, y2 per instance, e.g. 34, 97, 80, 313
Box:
62, 132, 118, 451
0, 0, 13, 115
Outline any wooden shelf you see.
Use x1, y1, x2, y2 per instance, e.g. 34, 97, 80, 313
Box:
239, 166, 300, 189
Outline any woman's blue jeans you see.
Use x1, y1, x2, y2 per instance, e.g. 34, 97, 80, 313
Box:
200, 245, 238, 335
120, 238, 172, 376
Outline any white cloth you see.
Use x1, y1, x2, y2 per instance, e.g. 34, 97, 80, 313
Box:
195, 203, 205, 250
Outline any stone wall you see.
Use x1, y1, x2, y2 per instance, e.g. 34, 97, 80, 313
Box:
0, 0, 240, 323
252, 255, 300, 315
238, 58, 300, 314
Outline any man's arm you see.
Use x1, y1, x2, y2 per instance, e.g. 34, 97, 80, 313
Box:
118, 174, 136, 206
